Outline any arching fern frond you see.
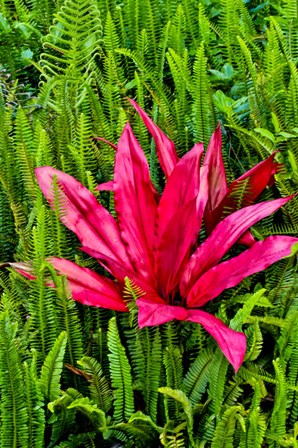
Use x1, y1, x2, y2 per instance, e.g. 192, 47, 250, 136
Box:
0, 312, 29, 447
40, 0, 102, 81
39, 330, 67, 402
182, 348, 213, 405
107, 317, 134, 423
211, 405, 244, 448
77, 356, 112, 413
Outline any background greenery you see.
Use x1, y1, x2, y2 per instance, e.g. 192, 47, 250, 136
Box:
0, 0, 298, 446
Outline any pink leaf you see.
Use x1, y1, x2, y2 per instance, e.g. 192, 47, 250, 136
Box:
204, 125, 228, 212
156, 143, 204, 239
212, 152, 280, 228
238, 231, 256, 247
137, 297, 187, 327
48, 257, 127, 311
95, 181, 114, 191
186, 310, 246, 372
35, 167, 131, 268
155, 161, 208, 297
10, 259, 127, 312
227, 152, 278, 205
114, 124, 158, 282
180, 195, 294, 296
9, 262, 39, 281
187, 236, 298, 307
129, 99, 179, 177
81, 246, 157, 293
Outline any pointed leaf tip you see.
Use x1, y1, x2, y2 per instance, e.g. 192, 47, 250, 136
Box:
114, 124, 157, 284
35, 166, 130, 268
128, 98, 179, 177
137, 298, 187, 328
186, 310, 246, 372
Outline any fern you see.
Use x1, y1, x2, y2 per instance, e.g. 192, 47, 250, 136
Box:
107, 317, 134, 423
77, 356, 112, 413
268, 359, 288, 448
109, 412, 160, 447
0, 312, 29, 447
182, 348, 213, 405
39, 330, 67, 402
163, 346, 184, 422
48, 388, 82, 446
40, 0, 102, 81
159, 388, 195, 447
51, 273, 84, 387
230, 289, 267, 331
208, 351, 229, 418
191, 43, 215, 144
23, 350, 45, 448
67, 396, 107, 429
211, 405, 244, 448
239, 383, 266, 448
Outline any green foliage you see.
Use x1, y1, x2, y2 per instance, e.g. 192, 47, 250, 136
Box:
77, 356, 112, 413
39, 331, 67, 402
0, 0, 298, 446
107, 317, 134, 423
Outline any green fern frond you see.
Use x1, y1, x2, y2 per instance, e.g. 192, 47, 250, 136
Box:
0, 312, 29, 447
208, 351, 229, 417
163, 347, 184, 422
107, 317, 134, 422
123, 277, 145, 303
191, 43, 215, 144
67, 396, 106, 428
182, 348, 213, 405
23, 350, 45, 447
14, 106, 36, 199
40, 0, 102, 81
168, 4, 186, 56
110, 411, 160, 447
158, 387, 194, 446
245, 319, 263, 362
267, 359, 287, 447
55, 432, 97, 448
211, 405, 244, 448
160, 422, 188, 448
239, 383, 266, 448
223, 380, 244, 407
39, 330, 67, 402
230, 289, 266, 332
77, 356, 112, 413
51, 274, 83, 386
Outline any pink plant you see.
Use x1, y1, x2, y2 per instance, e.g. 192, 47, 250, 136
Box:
13, 101, 298, 372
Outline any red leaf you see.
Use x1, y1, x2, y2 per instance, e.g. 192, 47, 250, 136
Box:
93, 136, 118, 151
129, 99, 179, 177
48, 258, 127, 311
137, 298, 187, 327
10, 262, 39, 281
204, 125, 228, 211
186, 310, 246, 372
238, 231, 256, 246
212, 152, 280, 227
81, 246, 157, 293
155, 146, 206, 295
180, 195, 294, 296
95, 181, 114, 191
227, 152, 279, 205
187, 236, 298, 307
114, 124, 158, 283
35, 167, 131, 268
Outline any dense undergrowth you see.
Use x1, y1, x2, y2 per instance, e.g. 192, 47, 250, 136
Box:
0, 0, 298, 446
